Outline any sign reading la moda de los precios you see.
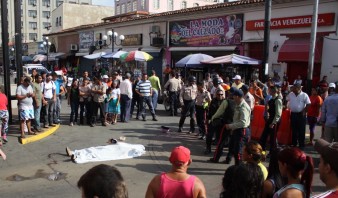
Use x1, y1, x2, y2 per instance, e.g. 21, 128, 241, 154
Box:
246, 13, 335, 31
169, 14, 243, 47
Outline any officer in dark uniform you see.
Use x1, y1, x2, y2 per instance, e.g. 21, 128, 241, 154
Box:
178, 76, 197, 133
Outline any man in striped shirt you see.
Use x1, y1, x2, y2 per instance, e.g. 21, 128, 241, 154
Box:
136, 73, 158, 121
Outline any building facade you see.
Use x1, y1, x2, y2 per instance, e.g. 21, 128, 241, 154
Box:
114, 0, 224, 15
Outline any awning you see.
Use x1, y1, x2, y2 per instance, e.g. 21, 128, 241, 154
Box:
93, 48, 113, 54
241, 39, 264, 43
278, 38, 322, 63
169, 46, 236, 51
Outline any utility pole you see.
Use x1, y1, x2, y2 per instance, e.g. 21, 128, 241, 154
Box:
1, 0, 13, 123
15, 0, 23, 85
307, 0, 319, 94
262, 0, 271, 82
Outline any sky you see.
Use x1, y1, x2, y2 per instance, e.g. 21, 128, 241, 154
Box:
92, 0, 114, 7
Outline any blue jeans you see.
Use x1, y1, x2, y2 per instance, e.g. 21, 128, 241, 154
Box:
53, 96, 61, 123
152, 89, 159, 110
34, 105, 42, 130
139, 96, 156, 119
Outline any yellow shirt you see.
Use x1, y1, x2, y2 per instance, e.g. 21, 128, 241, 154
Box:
258, 162, 268, 180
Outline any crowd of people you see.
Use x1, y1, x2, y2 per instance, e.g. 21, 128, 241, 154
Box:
0, 65, 337, 197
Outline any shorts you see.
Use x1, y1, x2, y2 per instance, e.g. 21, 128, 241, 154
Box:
20, 109, 35, 120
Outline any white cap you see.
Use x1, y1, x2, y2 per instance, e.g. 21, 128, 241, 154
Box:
232, 75, 241, 80
329, 83, 336, 88
102, 75, 109, 79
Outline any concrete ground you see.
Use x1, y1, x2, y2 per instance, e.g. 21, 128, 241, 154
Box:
0, 102, 326, 198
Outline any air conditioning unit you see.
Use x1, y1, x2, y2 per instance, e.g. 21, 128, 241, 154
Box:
46, 15, 50, 19
97, 40, 104, 46
152, 37, 164, 46
70, 44, 78, 51
33, 15, 36, 18
33, 27, 37, 30
46, 4, 50, 7
150, 25, 160, 33
33, 3, 36, 6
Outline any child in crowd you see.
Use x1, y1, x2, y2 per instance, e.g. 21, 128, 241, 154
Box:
0, 85, 9, 142
274, 147, 314, 198
107, 81, 120, 124
242, 141, 268, 180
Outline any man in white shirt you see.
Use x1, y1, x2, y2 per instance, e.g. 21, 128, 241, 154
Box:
119, 73, 133, 122
41, 74, 56, 128
286, 83, 311, 148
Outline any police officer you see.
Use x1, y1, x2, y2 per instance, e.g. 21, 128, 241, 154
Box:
208, 88, 235, 163
195, 81, 211, 139
164, 71, 181, 116
224, 88, 251, 165
178, 76, 197, 133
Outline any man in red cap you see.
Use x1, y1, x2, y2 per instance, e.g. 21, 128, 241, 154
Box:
313, 139, 338, 197
145, 146, 206, 198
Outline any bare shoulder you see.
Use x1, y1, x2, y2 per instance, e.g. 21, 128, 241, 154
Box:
194, 176, 207, 198
145, 175, 161, 198
262, 180, 274, 198
280, 188, 304, 198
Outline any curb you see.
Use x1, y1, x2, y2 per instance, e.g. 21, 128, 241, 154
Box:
20, 124, 60, 145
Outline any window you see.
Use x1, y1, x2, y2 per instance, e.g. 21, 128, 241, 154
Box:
55, 17, 59, 27
193, 3, 199, 7
43, 22, 51, 29
29, 22, 37, 29
28, 10, 37, 17
21, 21, 24, 28
42, 0, 50, 6
59, 16, 62, 26
132, 1, 137, 11
43, 11, 50, 18
28, 0, 36, 5
141, 0, 145, 9
116, 5, 121, 15
168, 0, 173, 11
181, 1, 187, 9
121, 4, 126, 14
21, 9, 23, 16
29, 33, 37, 40
127, 2, 131, 12
153, 0, 159, 9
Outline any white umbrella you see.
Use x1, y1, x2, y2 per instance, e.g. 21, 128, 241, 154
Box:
102, 50, 128, 59
33, 54, 47, 62
84, 52, 108, 59
200, 54, 261, 65
175, 53, 213, 68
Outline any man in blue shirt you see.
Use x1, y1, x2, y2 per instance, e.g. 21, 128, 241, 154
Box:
52, 72, 66, 124
320, 82, 338, 142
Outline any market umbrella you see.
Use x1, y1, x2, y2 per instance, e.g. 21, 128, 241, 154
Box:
175, 53, 213, 68
102, 50, 127, 59
120, 50, 153, 62
200, 54, 261, 65
84, 52, 109, 59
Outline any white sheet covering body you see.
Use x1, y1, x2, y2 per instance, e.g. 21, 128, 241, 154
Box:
73, 142, 146, 164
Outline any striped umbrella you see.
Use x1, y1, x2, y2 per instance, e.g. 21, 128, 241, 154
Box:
120, 50, 153, 62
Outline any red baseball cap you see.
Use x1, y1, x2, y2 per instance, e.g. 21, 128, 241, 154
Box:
169, 146, 191, 165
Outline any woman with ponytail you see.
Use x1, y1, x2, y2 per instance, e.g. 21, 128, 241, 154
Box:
243, 141, 268, 180
273, 147, 314, 198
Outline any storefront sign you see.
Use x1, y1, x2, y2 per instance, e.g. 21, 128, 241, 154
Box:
122, 34, 142, 46
169, 14, 243, 47
246, 13, 335, 31
79, 31, 94, 49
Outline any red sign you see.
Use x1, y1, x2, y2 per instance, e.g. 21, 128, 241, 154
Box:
246, 13, 335, 31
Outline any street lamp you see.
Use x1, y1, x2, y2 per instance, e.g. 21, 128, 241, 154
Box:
40, 36, 51, 70
102, 29, 125, 53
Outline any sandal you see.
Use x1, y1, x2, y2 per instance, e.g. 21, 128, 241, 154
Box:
28, 132, 37, 135
20, 135, 26, 139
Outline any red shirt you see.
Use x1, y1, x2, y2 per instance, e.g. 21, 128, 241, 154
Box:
157, 173, 195, 198
0, 93, 8, 110
307, 95, 323, 117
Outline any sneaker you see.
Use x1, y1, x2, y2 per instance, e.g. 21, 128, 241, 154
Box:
152, 118, 158, 121
90, 123, 95, 127
69, 122, 73, 126
177, 127, 182, 133
199, 135, 206, 140
43, 125, 49, 128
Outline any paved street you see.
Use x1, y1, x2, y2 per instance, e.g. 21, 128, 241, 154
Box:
0, 101, 326, 198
